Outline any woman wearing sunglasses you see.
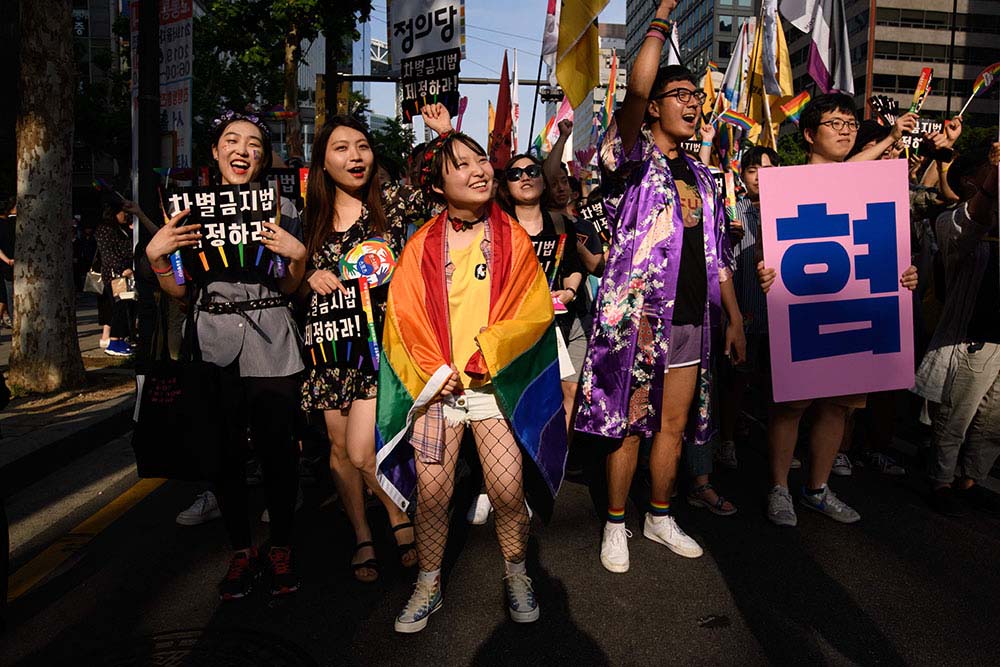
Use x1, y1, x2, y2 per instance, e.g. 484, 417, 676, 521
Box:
500, 154, 586, 428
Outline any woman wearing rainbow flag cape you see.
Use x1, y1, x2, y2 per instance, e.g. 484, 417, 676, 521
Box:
299, 114, 435, 584
375, 130, 567, 634
575, 0, 746, 573
145, 111, 309, 600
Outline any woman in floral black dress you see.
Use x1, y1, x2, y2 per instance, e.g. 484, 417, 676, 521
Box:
301, 111, 449, 581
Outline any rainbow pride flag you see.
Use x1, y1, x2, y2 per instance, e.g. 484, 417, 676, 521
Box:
717, 108, 758, 133
780, 91, 811, 124
375, 203, 567, 511
972, 62, 1000, 97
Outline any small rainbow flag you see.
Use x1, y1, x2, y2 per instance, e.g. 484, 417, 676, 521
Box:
262, 110, 298, 120
780, 91, 811, 125
958, 61, 1000, 117
717, 109, 758, 133
707, 61, 720, 72
972, 62, 1000, 97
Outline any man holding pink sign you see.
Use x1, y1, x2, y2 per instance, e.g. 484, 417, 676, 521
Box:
756, 93, 919, 528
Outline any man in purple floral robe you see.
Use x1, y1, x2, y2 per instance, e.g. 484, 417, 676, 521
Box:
572, 0, 746, 575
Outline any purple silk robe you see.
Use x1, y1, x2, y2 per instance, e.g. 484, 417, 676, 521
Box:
575, 119, 735, 445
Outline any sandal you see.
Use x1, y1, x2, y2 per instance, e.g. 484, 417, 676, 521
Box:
687, 483, 738, 516
391, 521, 418, 569
352, 541, 380, 583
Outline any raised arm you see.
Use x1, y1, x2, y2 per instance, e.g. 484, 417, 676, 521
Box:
849, 112, 918, 162
617, 0, 678, 154
544, 119, 573, 185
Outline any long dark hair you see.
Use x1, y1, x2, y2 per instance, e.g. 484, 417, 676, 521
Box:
304, 115, 386, 259
209, 115, 274, 184
497, 153, 544, 216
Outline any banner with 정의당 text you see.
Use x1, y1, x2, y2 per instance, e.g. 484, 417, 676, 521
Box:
388, 0, 465, 69
759, 159, 914, 403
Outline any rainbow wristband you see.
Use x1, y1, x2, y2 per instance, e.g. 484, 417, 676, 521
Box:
650, 18, 672, 34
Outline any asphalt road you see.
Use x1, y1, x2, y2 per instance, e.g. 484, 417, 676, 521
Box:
3, 435, 999, 666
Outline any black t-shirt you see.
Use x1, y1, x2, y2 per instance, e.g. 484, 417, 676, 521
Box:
668, 156, 708, 326
966, 241, 999, 344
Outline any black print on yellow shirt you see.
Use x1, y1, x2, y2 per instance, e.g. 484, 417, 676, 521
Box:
474, 263, 487, 280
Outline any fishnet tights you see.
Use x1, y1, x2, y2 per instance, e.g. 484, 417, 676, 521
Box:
414, 418, 529, 570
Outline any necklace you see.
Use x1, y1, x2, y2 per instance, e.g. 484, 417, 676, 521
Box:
448, 210, 488, 232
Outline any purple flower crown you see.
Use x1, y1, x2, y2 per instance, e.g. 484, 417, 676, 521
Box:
211, 109, 271, 139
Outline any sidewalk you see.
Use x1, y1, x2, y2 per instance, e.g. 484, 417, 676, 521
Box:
0, 294, 135, 498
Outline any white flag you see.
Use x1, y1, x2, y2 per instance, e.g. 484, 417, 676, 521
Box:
665, 22, 682, 66
542, 0, 560, 85
780, 0, 854, 94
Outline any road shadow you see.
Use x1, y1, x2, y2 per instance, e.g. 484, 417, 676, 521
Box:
470, 538, 609, 666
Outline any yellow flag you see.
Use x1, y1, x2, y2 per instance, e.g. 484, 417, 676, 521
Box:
746, 12, 794, 148
556, 0, 610, 108
488, 100, 495, 135
702, 67, 717, 118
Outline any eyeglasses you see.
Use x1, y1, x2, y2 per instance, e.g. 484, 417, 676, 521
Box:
651, 89, 707, 105
818, 119, 860, 132
505, 164, 543, 181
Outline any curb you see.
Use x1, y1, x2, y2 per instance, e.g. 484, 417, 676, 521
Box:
0, 395, 135, 500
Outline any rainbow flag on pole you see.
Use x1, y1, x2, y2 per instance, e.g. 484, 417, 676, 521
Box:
780, 91, 811, 124
972, 62, 1000, 97
958, 61, 1000, 117
375, 204, 567, 511
717, 108, 759, 133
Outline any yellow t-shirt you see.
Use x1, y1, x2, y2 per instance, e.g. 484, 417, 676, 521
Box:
448, 229, 491, 388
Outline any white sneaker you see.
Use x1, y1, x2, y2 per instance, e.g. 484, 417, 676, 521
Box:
466, 493, 492, 525
831, 453, 853, 477
642, 513, 703, 559
600, 522, 631, 573
261, 488, 304, 523
175, 491, 221, 526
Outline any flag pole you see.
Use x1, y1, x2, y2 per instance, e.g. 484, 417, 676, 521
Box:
528, 54, 544, 157
743, 4, 767, 117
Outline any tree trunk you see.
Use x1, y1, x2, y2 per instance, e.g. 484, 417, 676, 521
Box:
283, 24, 303, 159
10, 0, 86, 393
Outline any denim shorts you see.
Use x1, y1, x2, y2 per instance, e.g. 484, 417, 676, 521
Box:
442, 385, 504, 425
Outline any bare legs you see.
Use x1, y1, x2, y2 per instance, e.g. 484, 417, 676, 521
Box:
606, 366, 700, 511
326, 399, 416, 582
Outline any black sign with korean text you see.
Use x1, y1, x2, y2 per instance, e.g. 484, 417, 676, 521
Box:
304, 280, 385, 371
531, 234, 565, 285
400, 48, 461, 118
577, 200, 610, 244
267, 168, 301, 205
165, 183, 281, 282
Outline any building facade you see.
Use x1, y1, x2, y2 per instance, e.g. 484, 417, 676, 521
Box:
786, 0, 1000, 126
625, 0, 755, 73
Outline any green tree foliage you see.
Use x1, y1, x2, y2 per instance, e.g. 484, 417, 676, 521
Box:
371, 117, 416, 180
73, 15, 131, 190
776, 130, 808, 167
193, 0, 373, 161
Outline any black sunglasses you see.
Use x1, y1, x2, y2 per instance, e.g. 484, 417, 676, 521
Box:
505, 164, 543, 181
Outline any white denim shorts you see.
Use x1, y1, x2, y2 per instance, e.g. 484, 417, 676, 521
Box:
442, 385, 504, 425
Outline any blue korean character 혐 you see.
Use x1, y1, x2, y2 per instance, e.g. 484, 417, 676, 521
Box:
776, 202, 901, 362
